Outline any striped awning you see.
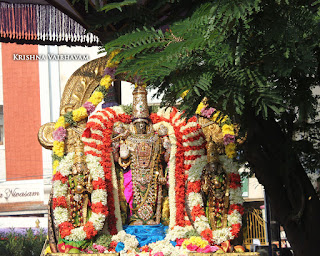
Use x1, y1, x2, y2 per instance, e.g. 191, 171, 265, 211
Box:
0, 2, 100, 46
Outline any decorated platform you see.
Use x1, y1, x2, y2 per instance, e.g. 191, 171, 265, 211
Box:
47, 253, 259, 256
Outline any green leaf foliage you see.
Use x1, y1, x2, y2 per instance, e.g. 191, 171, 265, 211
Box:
73, 0, 320, 171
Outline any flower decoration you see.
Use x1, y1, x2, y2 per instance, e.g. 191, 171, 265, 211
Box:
195, 98, 237, 159
52, 49, 120, 174
52, 153, 108, 242
182, 236, 209, 249
111, 230, 139, 252
185, 144, 244, 245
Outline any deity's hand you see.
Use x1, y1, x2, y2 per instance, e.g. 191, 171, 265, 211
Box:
119, 141, 130, 159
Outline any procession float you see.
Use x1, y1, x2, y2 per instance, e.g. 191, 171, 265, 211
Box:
38, 52, 259, 256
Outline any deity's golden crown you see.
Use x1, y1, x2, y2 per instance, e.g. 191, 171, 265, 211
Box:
132, 85, 149, 124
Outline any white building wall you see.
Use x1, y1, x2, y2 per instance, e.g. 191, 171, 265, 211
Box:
38, 45, 100, 203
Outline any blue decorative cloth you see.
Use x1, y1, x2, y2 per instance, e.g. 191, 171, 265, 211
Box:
115, 242, 125, 252
170, 241, 177, 247
124, 224, 168, 247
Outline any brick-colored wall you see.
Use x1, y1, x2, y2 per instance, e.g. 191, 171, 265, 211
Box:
2, 43, 43, 181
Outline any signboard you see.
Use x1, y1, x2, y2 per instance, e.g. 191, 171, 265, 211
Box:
241, 176, 249, 197
0, 181, 44, 203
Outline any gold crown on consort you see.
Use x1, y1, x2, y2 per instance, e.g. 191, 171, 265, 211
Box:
74, 140, 85, 164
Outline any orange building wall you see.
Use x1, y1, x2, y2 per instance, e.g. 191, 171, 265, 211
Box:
2, 43, 43, 180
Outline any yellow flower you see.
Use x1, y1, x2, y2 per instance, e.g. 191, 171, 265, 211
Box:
100, 75, 113, 88
181, 90, 189, 99
88, 91, 104, 106
211, 111, 222, 122
53, 141, 64, 157
52, 160, 59, 175
222, 124, 235, 136
134, 83, 147, 88
72, 107, 88, 122
106, 49, 121, 68
195, 102, 207, 115
182, 236, 209, 249
225, 143, 236, 158
221, 115, 229, 123
54, 116, 65, 129
44, 246, 52, 255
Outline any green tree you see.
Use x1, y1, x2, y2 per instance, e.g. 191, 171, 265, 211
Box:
75, 1, 320, 255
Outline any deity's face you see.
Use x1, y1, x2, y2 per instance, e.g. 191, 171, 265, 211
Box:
72, 163, 85, 175
135, 121, 148, 134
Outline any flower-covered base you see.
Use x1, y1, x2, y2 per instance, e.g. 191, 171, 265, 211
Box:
188, 253, 259, 256
48, 254, 119, 256
47, 253, 259, 256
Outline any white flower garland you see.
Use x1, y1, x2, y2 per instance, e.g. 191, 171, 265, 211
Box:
90, 212, 106, 230
165, 225, 194, 241
56, 152, 75, 176
86, 154, 105, 180
193, 216, 211, 232
53, 181, 68, 198
219, 155, 240, 174
229, 187, 244, 205
91, 189, 108, 205
65, 226, 88, 241
227, 210, 242, 226
187, 192, 204, 209
186, 154, 244, 245
111, 230, 139, 252
149, 240, 182, 256
53, 207, 69, 225
187, 156, 207, 182
52, 153, 108, 241
212, 228, 234, 245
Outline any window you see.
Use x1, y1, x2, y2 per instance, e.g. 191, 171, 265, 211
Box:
0, 105, 3, 145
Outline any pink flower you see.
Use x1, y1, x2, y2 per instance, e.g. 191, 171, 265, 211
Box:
85, 248, 94, 254
223, 134, 235, 145
93, 243, 106, 253
210, 246, 220, 252
53, 127, 66, 142
154, 252, 164, 256
186, 244, 199, 251
176, 238, 185, 246
197, 245, 216, 253
83, 101, 96, 115
201, 107, 215, 118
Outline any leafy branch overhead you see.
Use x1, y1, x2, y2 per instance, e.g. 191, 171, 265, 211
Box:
74, 0, 320, 171
98, 1, 318, 120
